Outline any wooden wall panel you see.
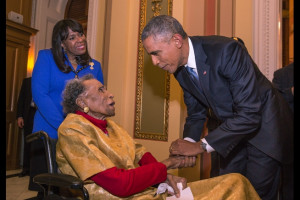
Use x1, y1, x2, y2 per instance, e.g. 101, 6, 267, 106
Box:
6, 0, 33, 27
6, 20, 37, 170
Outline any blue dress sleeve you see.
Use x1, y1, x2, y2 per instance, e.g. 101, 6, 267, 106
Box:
31, 50, 65, 131
92, 59, 104, 84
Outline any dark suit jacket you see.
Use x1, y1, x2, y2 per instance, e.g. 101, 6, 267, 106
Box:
17, 77, 36, 131
272, 62, 294, 111
174, 36, 293, 164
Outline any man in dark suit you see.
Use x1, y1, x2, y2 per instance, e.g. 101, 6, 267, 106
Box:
207, 37, 246, 179
272, 62, 294, 112
16, 77, 37, 177
272, 62, 294, 200
142, 15, 293, 200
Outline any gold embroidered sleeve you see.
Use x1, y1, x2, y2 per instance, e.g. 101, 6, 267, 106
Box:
57, 115, 115, 181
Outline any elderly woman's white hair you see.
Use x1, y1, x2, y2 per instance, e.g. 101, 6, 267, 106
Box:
61, 74, 95, 114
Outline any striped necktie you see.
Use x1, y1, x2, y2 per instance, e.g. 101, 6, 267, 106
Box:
186, 66, 199, 82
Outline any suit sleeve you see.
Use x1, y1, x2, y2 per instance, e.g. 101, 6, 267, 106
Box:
205, 42, 262, 158
174, 66, 207, 142
182, 90, 207, 141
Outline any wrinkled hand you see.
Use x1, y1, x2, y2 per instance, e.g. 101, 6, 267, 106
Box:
169, 139, 203, 156
165, 174, 187, 198
17, 117, 24, 128
161, 156, 196, 169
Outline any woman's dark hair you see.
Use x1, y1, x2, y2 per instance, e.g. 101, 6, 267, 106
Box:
62, 74, 95, 114
51, 18, 91, 73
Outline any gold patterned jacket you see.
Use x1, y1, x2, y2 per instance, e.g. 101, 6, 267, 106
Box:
56, 113, 261, 200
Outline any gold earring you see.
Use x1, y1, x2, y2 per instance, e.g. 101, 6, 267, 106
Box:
83, 107, 89, 113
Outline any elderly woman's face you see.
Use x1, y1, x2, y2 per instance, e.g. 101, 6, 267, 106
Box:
81, 79, 115, 119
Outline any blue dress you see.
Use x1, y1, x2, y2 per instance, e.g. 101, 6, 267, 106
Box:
31, 49, 104, 139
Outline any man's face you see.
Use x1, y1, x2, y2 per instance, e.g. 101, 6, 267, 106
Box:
142, 35, 183, 74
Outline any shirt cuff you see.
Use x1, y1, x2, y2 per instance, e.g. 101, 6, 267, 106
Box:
184, 137, 215, 153
183, 137, 196, 143
183, 137, 215, 153
201, 138, 215, 153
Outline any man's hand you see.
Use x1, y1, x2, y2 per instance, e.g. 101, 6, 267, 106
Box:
17, 117, 24, 128
169, 139, 203, 156
165, 174, 187, 198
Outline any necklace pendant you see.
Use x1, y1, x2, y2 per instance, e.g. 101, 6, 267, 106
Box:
75, 75, 78, 78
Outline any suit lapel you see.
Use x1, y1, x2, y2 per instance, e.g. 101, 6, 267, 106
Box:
175, 66, 209, 106
191, 37, 211, 101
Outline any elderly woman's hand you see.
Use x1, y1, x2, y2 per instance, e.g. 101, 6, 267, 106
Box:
161, 155, 196, 169
165, 174, 187, 198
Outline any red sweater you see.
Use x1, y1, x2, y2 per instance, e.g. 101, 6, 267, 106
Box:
75, 111, 167, 197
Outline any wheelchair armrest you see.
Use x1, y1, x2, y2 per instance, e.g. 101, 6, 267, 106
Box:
26, 131, 47, 143
33, 173, 84, 190
26, 131, 55, 173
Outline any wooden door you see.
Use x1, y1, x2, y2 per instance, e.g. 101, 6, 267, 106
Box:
64, 0, 89, 34
282, 0, 294, 66
6, 19, 37, 170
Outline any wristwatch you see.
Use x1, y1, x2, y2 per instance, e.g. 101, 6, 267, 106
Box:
200, 141, 207, 151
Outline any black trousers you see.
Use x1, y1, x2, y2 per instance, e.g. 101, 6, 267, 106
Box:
22, 126, 32, 171
279, 163, 294, 200
219, 142, 281, 200
22, 108, 36, 171
209, 151, 220, 178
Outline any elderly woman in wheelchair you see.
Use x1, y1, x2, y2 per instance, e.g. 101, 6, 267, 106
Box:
55, 74, 260, 199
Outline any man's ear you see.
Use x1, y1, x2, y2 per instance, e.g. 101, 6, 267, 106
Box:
173, 33, 183, 48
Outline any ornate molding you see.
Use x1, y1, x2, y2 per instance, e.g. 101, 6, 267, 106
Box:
134, 0, 173, 141
253, 0, 281, 81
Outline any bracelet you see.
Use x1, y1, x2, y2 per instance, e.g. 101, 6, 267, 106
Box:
200, 141, 207, 151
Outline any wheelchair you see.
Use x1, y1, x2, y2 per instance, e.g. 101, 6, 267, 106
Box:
26, 131, 89, 200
